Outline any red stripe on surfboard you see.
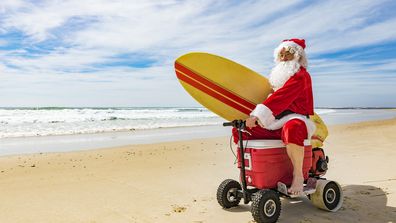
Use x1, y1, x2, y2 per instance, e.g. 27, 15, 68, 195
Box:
311, 135, 324, 142
176, 71, 251, 115
175, 62, 256, 110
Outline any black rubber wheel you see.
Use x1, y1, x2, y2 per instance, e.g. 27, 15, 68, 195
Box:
322, 181, 342, 210
216, 179, 242, 208
251, 189, 281, 223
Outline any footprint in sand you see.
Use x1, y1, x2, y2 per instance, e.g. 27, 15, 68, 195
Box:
299, 218, 313, 223
172, 205, 187, 213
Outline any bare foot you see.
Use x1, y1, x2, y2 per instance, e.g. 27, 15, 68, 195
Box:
288, 175, 304, 196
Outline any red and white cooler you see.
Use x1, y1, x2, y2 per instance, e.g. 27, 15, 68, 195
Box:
237, 140, 312, 189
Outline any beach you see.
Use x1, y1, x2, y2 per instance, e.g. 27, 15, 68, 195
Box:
2, 1, 396, 223
0, 118, 396, 222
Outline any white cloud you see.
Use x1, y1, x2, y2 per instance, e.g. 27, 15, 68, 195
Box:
0, 0, 395, 107
0, 39, 8, 46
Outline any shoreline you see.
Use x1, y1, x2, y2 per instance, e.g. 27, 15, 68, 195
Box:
0, 123, 222, 140
1, 108, 395, 138
0, 125, 229, 157
0, 118, 395, 222
1, 110, 396, 157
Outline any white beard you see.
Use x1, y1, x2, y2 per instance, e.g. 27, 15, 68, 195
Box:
269, 60, 301, 91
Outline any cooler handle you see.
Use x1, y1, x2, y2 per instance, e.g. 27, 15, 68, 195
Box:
244, 153, 252, 171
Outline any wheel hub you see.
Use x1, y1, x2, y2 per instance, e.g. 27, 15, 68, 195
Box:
227, 188, 237, 202
263, 199, 276, 217
325, 188, 336, 204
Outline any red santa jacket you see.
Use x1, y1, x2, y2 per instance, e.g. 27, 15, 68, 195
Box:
265, 67, 313, 117
251, 67, 314, 128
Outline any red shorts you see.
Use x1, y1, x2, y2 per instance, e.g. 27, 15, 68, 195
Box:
232, 119, 308, 146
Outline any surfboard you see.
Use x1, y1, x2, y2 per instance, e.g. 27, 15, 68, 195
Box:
175, 52, 272, 121
174, 52, 328, 148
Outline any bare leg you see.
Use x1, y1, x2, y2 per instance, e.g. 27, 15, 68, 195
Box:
286, 143, 304, 195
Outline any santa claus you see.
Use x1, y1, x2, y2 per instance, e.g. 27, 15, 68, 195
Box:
232, 38, 316, 195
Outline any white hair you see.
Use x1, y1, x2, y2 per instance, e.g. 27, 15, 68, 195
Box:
273, 41, 308, 68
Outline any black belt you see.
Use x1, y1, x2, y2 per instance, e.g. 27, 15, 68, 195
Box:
275, 110, 309, 119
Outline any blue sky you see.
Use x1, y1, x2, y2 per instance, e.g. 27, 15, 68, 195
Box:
0, 0, 395, 107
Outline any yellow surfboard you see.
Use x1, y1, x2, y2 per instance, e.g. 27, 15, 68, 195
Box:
174, 52, 328, 147
175, 52, 271, 121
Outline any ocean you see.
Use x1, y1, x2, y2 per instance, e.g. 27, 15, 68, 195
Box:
0, 107, 395, 156
0, 107, 218, 139
1, 107, 395, 139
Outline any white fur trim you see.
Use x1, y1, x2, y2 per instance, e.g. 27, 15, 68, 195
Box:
266, 114, 316, 138
250, 104, 275, 127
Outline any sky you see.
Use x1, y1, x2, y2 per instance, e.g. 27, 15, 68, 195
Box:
0, 0, 395, 108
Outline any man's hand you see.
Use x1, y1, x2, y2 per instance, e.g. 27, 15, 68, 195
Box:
246, 116, 258, 128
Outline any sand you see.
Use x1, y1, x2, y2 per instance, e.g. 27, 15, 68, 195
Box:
0, 119, 396, 223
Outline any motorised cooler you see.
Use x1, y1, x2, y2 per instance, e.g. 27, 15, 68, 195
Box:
237, 139, 312, 189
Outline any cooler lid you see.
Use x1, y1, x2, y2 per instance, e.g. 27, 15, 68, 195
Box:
242, 139, 311, 149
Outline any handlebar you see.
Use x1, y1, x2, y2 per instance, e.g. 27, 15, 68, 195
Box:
222, 122, 234, 127
223, 120, 245, 128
